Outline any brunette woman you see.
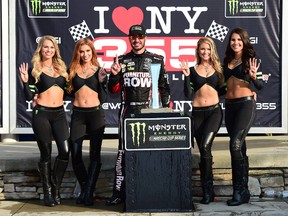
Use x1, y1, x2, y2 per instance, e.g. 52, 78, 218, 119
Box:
223, 28, 263, 206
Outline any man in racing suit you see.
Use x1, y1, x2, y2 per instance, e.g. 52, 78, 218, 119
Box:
105, 24, 171, 205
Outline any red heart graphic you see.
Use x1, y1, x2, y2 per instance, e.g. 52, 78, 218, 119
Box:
112, 7, 144, 35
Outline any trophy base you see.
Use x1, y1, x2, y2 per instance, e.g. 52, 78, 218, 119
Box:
141, 107, 172, 114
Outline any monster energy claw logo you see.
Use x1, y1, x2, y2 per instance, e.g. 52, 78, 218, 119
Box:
31, 0, 42, 15
228, 0, 239, 15
129, 122, 146, 147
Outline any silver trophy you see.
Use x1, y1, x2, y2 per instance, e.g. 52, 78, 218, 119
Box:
150, 63, 161, 109
141, 63, 172, 113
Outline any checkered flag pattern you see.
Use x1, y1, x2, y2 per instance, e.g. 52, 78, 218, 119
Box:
69, 20, 93, 42
205, 20, 229, 42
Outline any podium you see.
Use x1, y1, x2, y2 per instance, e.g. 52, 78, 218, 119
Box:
124, 112, 194, 212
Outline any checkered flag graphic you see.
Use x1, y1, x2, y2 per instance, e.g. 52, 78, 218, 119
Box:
205, 20, 229, 42
68, 20, 94, 42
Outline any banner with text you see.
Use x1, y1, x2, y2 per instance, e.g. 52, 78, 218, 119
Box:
15, 0, 281, 131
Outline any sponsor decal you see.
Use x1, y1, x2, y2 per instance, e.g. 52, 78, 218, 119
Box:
150, 135, 186, 141
262, 73, 271, 83
123, 72, 151, 87
225, 0, 266, 18
36, 36, 62, 44
115, 150, 124, 191
127, 119, 190, 149
102, 102, 121, 110
129, 122, 146, 147
28, 0, 69, 18
250, 36, 258, 44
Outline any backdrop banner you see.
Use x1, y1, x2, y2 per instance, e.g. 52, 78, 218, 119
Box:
15, 0, 281, 132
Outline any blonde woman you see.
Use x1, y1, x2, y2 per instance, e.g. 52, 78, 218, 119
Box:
19, 35, 70, 207
180, 37, 224, 204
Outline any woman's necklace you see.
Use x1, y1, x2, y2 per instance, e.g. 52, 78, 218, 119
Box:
200, 64, 210, 73
233, 57, 241, 66
82, 64, 93, 75
43, 65, 54, 74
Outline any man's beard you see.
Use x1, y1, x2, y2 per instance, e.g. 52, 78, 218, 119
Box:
132, 42, 145, 52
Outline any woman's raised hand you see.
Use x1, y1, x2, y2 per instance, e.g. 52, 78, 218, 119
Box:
19, 63, 29, 83
249, 58, 260, 80
180, 60, 190, 76
98, 63, 107, 83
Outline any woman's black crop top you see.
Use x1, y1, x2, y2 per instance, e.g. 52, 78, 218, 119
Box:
72, 70, 100, 93
69, 68, 107, 103
23, 72, 66, 101
223, 64, 250, 82
223, 63, 263, 90
184, 66, 220, 99
37, 73, 66, 93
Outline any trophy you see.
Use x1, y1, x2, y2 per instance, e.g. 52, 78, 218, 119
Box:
141, 63, 172, 113
150, 63, 161, 109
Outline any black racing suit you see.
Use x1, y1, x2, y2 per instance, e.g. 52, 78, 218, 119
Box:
107, 49, 171, 200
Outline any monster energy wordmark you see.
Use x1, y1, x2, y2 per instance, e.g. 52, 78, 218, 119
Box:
130, 122, 146, 147
228, 0, 239, 15
30, 0, 42, 15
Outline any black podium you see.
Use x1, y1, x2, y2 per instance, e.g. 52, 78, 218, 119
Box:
124, 112, 194, 212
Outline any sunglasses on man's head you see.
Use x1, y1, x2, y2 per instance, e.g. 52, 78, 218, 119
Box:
129, 35, 146, 40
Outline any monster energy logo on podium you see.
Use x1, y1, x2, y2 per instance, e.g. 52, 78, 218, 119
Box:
227, 0, 239, 15
129, 122, 146, 147
30, 0, 42, 15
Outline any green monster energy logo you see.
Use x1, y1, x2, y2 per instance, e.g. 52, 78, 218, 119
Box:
30, 0, 42, 15
129, 122, 146, 147
228, 0, 239, 15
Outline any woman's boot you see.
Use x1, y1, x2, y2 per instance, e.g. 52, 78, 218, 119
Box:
72, 162, 88, 204
84, 161, 102, 206
38, 162, 56, 207
51, 157, 69, 205
227, 159, 250, 206
243, 156, 251, 199
199, 157, 215, 204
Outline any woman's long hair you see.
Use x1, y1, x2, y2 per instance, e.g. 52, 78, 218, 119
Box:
67, 38, 100, 93
196, 37, 224, 83
223, 27, 256, 74
31, 35, 67, 82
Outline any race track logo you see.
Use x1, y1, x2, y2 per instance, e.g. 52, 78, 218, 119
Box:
129, 122, 146, 147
